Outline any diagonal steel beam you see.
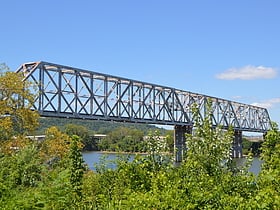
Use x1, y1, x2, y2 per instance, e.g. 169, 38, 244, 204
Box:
16, 61, 271, 133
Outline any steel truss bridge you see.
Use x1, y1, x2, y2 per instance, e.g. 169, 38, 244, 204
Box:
16, 61, 271, 160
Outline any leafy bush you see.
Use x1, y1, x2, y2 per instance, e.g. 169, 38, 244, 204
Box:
0, 94, 279, 209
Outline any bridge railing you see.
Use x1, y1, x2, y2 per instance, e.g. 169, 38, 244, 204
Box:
16, 61, 271, 133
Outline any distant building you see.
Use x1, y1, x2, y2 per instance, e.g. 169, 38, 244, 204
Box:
92, 134, 107, 143
26, 135, 46, 142
244, 135, 264, 142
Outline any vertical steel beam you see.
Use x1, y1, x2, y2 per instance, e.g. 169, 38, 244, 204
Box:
104, 77, 108, 117
38, 65, 43, 112
75, 71, 78, 115
232, 130, 243, 158
58, 69, 62, 113
117, 80, 121, 117
130, 82, 133, 119
174, 125, 192, 162
90, 75, 93, 115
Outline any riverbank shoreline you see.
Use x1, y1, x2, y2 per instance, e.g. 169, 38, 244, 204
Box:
83, 150, 149, 155
83, 150, 172, 155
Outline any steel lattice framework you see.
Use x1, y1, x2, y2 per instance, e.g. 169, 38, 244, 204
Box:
16, 61, 271, 133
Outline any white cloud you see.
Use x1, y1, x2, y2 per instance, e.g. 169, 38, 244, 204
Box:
251, 98, 280, 109
216, 65, 277, 80
231, 95, 243, 100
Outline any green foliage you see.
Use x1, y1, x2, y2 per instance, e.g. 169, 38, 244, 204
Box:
65, 124, 89, 141
165, 129, 174, 152
98, 127, 173, 154
1, 85, 279, 209
37, 117, 162, 135
254, 122, 280, 209
144, 130, 172, 171
242, 137, 252, 155
64, 123, 96, 151
185, 101, 234, 175
0, 143, 45, 209
0, 67, 39, 140
69, 135, 86, 200
0, 144, 41, 189
260, 122, 280, 171
243, 137, 262, 156
40, 126, 71, 160
38, 117, 169, 152
99, 127, 145, 152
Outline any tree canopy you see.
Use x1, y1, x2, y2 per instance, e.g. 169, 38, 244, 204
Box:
0, 64, 39, 141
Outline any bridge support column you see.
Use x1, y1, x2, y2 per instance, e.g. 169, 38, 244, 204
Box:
232, 130, 243, 158
174, 125, 192, 162
263, 132, 267, 141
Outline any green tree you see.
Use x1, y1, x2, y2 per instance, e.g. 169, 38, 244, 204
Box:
252, 122, 280, 209
175, 101, 258, 209
0, 64, 39, 140
184, 102, 234, 175
69, 135, 86, 200
39, 126, 71, 161
64, 123, 96, 151
260, 122, 280, 171
165, 129, 174, 152
99, 127, 144, 152
144, 130, 171, 171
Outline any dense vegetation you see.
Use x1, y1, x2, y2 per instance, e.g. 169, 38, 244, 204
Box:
39, 119, 259, 154
37, 117, 165, 135
1, 67, 279, 209
37, 117, 173, 152
36, 116, 171, 152
243, 138, 262, 156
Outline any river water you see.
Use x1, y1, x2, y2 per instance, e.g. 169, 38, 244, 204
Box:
83, 151, 263, 174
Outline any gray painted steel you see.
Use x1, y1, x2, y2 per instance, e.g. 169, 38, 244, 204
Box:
16, 61, 271, 133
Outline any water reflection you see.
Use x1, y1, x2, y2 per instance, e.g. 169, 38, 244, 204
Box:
234, 157, 263, 175
83, 151, 136, 171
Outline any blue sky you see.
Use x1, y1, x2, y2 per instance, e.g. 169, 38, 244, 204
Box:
1, 0, 280, 127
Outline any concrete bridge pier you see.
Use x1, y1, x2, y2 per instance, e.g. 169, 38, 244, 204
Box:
232, 130, 243, 158
174, 125, 192, 162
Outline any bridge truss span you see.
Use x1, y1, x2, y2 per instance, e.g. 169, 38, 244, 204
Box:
16, 61, 271, 133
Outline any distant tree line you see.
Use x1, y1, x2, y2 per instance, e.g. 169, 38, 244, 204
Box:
37, 117, 173, 152
39, 118, 261, 154
37, 117, 165, 135
63, 123, 174, 153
